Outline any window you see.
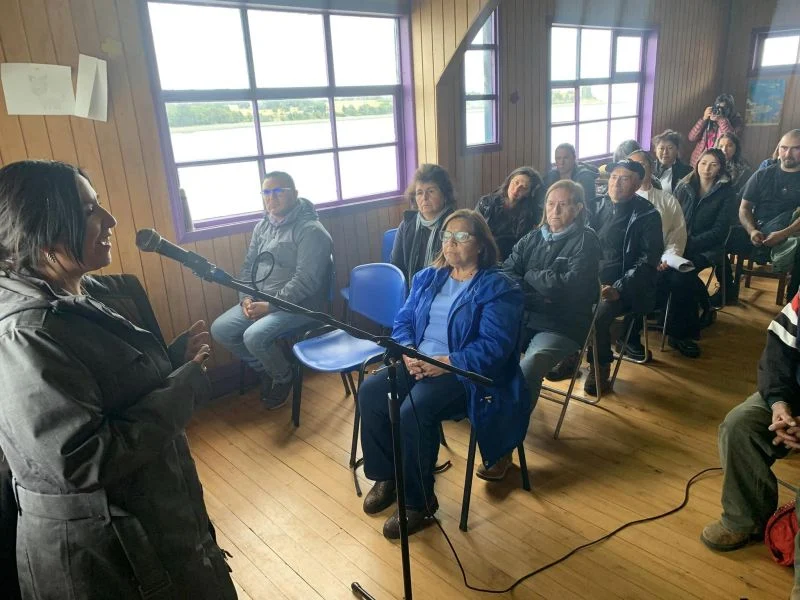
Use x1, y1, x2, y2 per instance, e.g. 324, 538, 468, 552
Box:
549, 26, 649, 161
143, 2, 410, 240
751, 29, 800, 74
463, 10, 499, 150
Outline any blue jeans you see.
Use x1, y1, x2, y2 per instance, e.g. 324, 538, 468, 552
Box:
520, 330, 580, 409
210, 305, 317, 383
358, 369, 466, 510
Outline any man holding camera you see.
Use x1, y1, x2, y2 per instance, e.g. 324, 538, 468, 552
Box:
688, 93, 744, 167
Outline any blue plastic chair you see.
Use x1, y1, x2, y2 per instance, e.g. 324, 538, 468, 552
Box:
340, 227, 398, 305
291, 263, 407, 493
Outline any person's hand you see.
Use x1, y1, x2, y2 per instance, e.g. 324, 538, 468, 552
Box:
601, 285, 620, 301
769, 403, 800, 449
750, 229, 765, 246
244, 301, 270, 320
402, 355, 422, 377
412, 355, 451, 380
657, 261, 669, 272
763, 231, 788, 248
183, 320, 211, 363
241, 297, 253, 317
703, 106, 713, 120
191, 343, 211, 373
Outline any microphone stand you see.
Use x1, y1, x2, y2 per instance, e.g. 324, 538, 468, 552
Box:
172, 253, 492, 600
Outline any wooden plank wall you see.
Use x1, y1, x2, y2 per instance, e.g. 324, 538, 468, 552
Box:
722, 0, 800, 168
435, 0, 731, 209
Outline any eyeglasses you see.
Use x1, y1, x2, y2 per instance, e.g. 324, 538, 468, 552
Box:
440, 231, 473, 243
261, 187, 292, 198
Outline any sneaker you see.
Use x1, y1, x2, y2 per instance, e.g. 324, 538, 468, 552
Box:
476, 453, 512, 481
382, 495, 439, 539
545, 352, 580, 382
700, 520, 759, 552
363, 480, 396, 515
584, 363, 611, 397
261, 379, 292, 410
668, 336, 701, 358
614, 336, 651, 362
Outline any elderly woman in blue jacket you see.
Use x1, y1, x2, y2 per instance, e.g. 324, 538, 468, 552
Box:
358, 209, 528, 539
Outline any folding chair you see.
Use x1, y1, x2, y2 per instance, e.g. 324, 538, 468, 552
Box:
290, 263, 407, 494
341, 228, 398, 306
460, 424, 530, 531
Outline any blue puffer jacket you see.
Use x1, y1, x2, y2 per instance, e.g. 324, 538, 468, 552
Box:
392, 266, 530, 467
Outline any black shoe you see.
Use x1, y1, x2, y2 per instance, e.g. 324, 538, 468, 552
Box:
262, 379, 292, 410
614, 337, 651, 362
584, 363, 611, 397
363, 480, 397, 515
668, 337, 701, 358
545, 352, 580, 382
383, 495, 439, 539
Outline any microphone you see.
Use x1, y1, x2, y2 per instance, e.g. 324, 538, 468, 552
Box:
136, 228, 215, 277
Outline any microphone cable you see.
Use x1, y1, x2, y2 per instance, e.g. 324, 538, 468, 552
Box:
400, 365, 723, 594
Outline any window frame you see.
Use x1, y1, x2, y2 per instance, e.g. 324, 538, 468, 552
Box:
140, 0, 415, 243
749, 27, 800, 76
547, 24, 654, 164
462, 8, 501, 153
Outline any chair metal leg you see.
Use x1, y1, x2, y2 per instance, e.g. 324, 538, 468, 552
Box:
745, 258, 753, 288
553, 332, 591, 439
350, 367, 366, 497
291, 363, 303, 427
434, 422, 452, 473
459, 426, 478, 532
610, 317, 635, 389
340, 372, 352, 397
517, 444, 531, 491
777, 272, 788, 305
346, 372, 357, 399
239, 361, 246, 396
439, 423, 448, 448
660, 293, 672, 351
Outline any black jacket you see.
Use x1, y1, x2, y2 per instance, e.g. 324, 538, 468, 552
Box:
390, 207, 454, 282
590, 195, 664, 314
0, 272, 236, 600
476, 191, 543, 260
502, 225, 600, 345
544, 162, 599, 199
674, 173, 734, 262
758, 295, 800, 413
654, 159, 692, 193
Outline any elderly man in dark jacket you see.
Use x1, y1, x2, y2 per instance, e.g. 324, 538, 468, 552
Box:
702, 294, 800, 600
211, 171, 332, 409
483, 180, 600, 480
585, 159, 663, 395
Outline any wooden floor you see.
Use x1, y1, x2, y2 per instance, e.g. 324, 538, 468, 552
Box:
188, 276, 800, 600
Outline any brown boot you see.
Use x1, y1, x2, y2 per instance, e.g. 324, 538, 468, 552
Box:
700, 520, 759, 551
476, 453, 513, 481
584, 363, 611, 396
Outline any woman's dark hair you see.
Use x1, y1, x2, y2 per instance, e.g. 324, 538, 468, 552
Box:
652, 129, 682, 150
689, 148, 727, 192
431, 209, 499, 270
405, 163, 456, 209
540, 180, 587, 228
554, 143, 576, 158
0, 160, 90, 273
716, 132, 742, 164
497, 166, 543, 201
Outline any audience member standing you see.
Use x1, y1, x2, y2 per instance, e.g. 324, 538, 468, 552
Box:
688, 94, 744, 167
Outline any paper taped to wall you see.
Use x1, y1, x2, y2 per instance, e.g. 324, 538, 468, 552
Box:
0, 63, 75, 115
74, 54, 108, 121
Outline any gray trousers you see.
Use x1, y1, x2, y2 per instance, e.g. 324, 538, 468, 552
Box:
719, 392, 800, 581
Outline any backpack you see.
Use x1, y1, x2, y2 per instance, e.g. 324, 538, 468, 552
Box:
765, 501, 798, 566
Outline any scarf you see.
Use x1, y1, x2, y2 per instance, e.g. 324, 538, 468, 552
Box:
540, 221, 579, 242
407, 209, 448, 279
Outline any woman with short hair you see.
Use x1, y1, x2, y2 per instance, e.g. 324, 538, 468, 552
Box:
359, 209, 528, 538
653, 129, 693, 193
390, 163, 456, 282
475, 166, 544, 259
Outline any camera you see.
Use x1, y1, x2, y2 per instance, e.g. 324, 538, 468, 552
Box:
711, 103, 724, 116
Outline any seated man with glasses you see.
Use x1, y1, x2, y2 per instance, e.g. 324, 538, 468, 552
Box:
585, 159, 663, 395
211, 171, 332, 409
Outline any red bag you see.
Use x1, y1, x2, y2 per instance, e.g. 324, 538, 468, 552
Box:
765, 501, 798, 566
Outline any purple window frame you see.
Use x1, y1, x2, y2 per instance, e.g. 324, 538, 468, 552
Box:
748, 27, 800, 77
139, 1, 417, 243
463, 9, 501, 153
546, 24, 658, 164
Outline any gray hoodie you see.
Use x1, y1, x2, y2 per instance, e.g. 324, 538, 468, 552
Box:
239, 197, 333, 309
